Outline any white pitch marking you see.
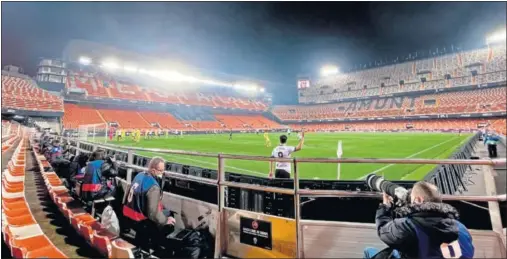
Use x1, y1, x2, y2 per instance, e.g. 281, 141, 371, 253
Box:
356, 136, 461, 180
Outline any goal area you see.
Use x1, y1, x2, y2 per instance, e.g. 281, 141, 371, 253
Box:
78, 123, 109, 143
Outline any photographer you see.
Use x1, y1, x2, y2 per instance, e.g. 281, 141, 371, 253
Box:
365, 181, 474, 259
81, 149, 119, 201
65, 152, 90, 189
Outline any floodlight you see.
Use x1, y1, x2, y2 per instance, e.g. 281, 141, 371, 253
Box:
166, 71, 187, 82
486, 28, 506, 45
123, 65, 138, 73
101, 61, 119, 70
79, 56, 92, 65
320, 65, 339, 77
260, 88, 265, 93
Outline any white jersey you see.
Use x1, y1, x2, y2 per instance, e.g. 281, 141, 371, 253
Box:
271, 144, 296, 173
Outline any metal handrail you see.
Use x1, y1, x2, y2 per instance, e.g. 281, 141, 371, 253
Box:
117, 162, 219, 186
64, 136, 506, 166
55, 135, 505, 258
297, 189, 507, 201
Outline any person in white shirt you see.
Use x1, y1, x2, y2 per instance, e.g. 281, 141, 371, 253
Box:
269, 133, 304, 179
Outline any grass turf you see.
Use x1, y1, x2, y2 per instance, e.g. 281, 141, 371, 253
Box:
93, 132, 471, 180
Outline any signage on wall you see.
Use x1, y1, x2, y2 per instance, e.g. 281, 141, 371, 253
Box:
239, 216, 272, 250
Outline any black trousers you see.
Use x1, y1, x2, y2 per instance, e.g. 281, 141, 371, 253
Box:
275, 169, 290, 179
488, 144, 498, 158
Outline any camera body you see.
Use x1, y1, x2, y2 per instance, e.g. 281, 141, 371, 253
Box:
101, 155, 119, 178
365, 174, 411, 207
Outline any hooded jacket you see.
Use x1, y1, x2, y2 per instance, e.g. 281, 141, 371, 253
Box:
376, 202, 474, 259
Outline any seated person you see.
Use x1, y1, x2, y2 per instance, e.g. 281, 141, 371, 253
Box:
65, 152, 90, 190
40, 137, 54, 157
81, 149, 118, 202
122, 157, 176, 249
364, 181, 474, 259
48, 140, 64, 162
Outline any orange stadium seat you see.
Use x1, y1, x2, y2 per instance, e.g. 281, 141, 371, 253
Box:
274, 87, 507, 122
98, 109, 152, 129
106, 80, 148, 101
188, 120, 224, 130
139, 111, 187, 129
1, 75, 64, 112
63, 103, 279, 131
29, 130, 135, 259
2, 130, 67, 258
65, 68, 270, 109
63, 103, 106, 129
299, 45, 506, 103
68, 72, 110, 98
289, 118, 506, 132
215, 115, 248, 129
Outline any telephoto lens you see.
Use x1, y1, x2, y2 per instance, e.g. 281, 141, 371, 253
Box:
365, 173, 410, 207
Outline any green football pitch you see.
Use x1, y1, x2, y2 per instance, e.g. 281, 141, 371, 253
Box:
93, 132, 471, 180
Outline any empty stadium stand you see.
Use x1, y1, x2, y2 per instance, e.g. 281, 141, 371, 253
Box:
289, 118, 506, 133
61, 104, 281, 131
274, 87, 507, 121
31, 117, 61, 134
98, 109, 152, 129
66, 68, 268, 111
2, 129, 67, 258
2, 74, 64, 112
67, 71, 110, 98
300, 45, 506, 103
171, 106, 216, 121
2, 121, 20, 153
139, 111, 186, 129
62, 103, 106, 129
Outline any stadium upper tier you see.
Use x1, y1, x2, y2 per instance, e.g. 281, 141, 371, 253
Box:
289, 118, 506, 135
300, 45, 506, 103
66, 70, 268, 111
62, 103, 282, 131
274, 86, 506, 121
1, 74, 64, 112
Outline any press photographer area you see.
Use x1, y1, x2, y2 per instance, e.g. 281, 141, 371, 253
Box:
35, 130, 506, 259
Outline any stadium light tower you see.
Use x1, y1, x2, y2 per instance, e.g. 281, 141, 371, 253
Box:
486, 28, 506, 45
79, 56, 92, 65
320, 65, 339, 77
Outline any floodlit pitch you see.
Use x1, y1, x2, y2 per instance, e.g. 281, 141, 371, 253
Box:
93, 132, 471, 180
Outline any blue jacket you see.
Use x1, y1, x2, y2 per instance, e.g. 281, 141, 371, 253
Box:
484, 134, 499, 145
123, 172, 167, 227
82, 160, 105, 193
376, 202, 474, 259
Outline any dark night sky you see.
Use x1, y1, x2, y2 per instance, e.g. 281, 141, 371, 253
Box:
1, 2, 506, 104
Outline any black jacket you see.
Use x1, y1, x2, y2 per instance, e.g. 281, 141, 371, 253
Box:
51, 158, 71, 178
376, 202, 468, 259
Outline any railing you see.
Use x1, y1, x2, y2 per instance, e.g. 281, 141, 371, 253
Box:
56, 135, 506, 258
424, 131, 481, 194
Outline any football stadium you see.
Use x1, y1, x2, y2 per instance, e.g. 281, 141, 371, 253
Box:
1, 2, 506, 259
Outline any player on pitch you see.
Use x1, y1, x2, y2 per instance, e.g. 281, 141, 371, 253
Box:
264, 131, 272, 147
268, 132, 304, 179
